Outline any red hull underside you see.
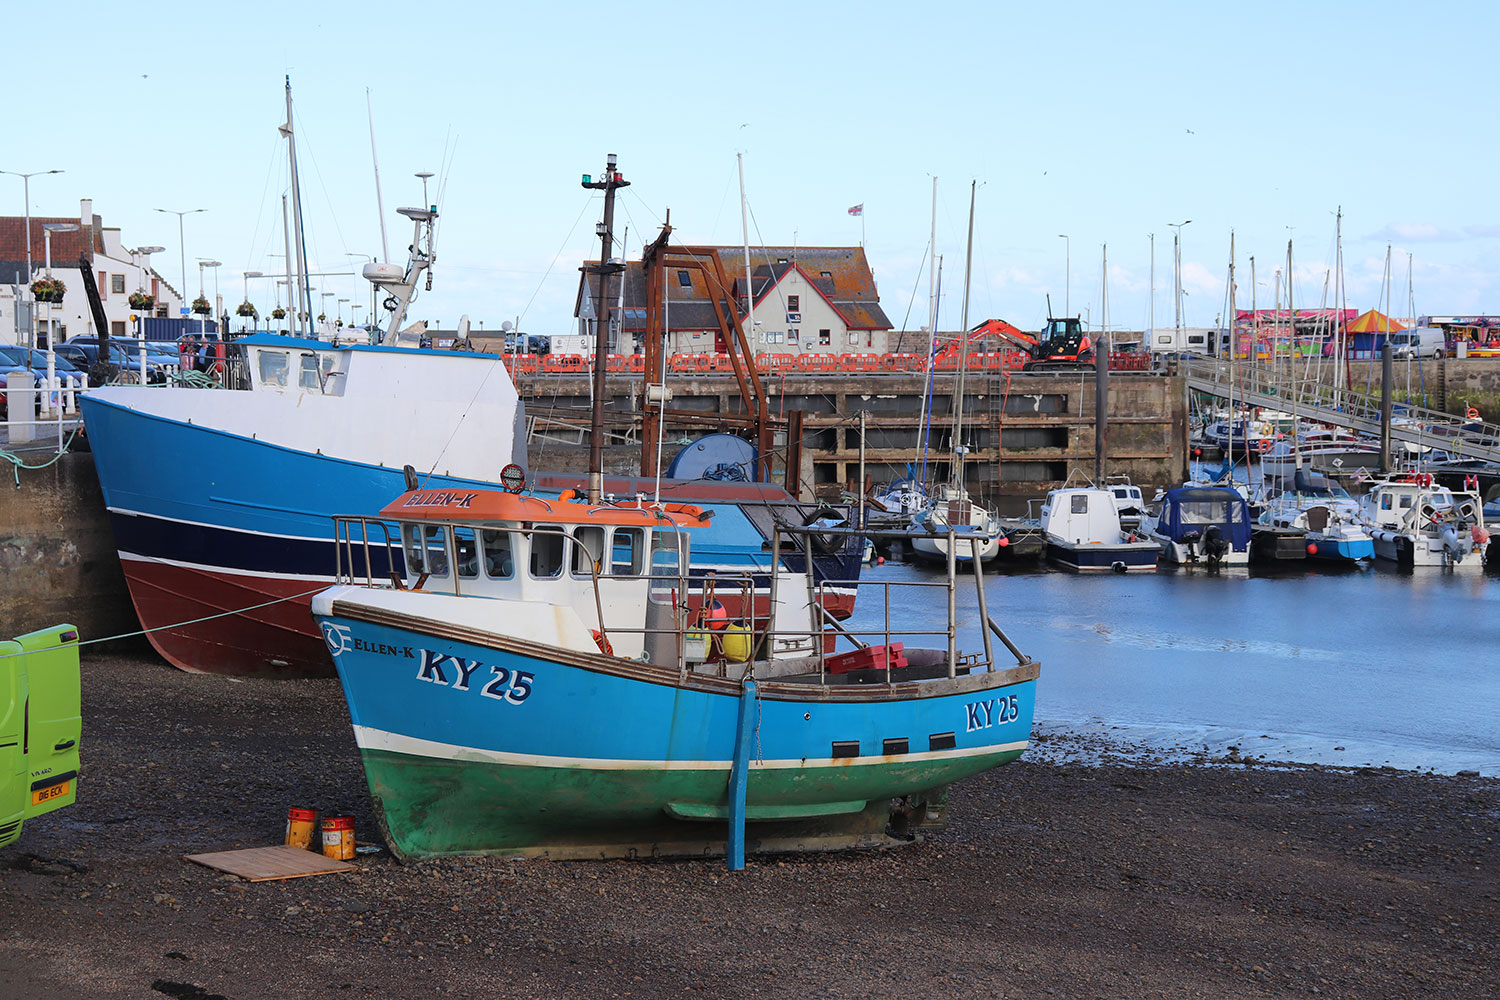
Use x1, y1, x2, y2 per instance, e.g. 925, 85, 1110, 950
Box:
122, 560, 334, 678
122, 560, 857, 679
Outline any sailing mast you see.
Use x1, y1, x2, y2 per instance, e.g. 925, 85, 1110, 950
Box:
581, 154, 630, 504
950, 180, 977, 492
1226, 233, 1237, 480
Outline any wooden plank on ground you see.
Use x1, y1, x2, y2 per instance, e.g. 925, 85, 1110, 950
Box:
183, 845, 357, 882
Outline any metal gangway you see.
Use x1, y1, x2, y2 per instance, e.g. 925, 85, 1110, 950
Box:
1177, 355, 1500, 465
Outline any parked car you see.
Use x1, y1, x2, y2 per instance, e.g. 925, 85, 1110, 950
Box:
0, 347, 84, 418
53, 343, 170, 384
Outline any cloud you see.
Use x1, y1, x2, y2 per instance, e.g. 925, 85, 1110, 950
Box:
1465, 224, 1500, 239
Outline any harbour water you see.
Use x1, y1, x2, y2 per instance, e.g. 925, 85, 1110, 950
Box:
848, 559, 1500, 776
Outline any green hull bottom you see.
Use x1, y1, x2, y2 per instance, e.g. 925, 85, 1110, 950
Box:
358, 747, 1024, 861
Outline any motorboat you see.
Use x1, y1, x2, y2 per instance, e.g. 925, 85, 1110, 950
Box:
1258, 469, 1374, 564
1104, 476, 1148, 531
1139, 486, 1253, 567
1258, 427, 1381, 479
1358, 474, 1490, 570
310, 482, 1039, 862
1037, 486, 1159, 573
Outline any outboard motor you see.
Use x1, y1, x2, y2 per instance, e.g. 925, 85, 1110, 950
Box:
1181, 528, 1201, 563
1203, 525, 1229, 570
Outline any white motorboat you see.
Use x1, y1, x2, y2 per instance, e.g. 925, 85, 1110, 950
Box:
1038, 486, 1159, 573
1358, 474, 1490, 569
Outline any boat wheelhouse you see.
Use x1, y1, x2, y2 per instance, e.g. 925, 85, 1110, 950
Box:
1358, 474, 1490, 570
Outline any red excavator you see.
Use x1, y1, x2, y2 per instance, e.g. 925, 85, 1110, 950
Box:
944, 315, 1096, 372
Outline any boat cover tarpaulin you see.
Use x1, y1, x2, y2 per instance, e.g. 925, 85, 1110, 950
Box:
1157, 487, 1252, 548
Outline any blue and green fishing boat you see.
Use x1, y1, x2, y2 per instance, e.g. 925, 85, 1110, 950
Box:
310, 481, 1038, 864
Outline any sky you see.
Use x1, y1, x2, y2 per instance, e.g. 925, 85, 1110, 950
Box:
9, 1, 1497, 337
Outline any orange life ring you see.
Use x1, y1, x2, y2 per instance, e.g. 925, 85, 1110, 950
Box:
1466, 407, 1480, 420
1255, 438, 1272, 453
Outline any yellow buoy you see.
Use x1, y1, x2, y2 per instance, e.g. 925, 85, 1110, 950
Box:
720, 622, 753, 663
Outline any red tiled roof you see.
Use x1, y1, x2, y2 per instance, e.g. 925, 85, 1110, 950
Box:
0, 215, 102, 272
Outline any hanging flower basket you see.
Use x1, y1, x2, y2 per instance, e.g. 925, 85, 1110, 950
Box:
128, 290, 155, 311
191, 295, 212, 316
317, 313, 327, 323
31, 277, 66, 304
271, 307, 287, 320
236, 301, 258, 318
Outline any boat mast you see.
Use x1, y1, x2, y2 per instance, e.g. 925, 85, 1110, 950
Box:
1226, 233, 1237, 478
1288, 238, 1304, 480
281, 77, 313, 337
367, 89, 390, 264
919, 177, 939, 490
951, 180, 977, 491
581, 153, 630, 504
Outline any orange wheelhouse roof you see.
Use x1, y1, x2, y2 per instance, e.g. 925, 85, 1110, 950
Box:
378, 488, 712, 529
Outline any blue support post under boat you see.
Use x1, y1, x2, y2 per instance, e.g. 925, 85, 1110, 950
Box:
728, 678, 758, 871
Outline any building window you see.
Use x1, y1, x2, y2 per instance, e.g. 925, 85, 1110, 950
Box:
777, 257, 788, 264
111, 321, 126, 337
763, 331, 784, 344
111, 274, 126, 295
819, 329, 831, 346
788, 328, 799, 341
847, 330, 858, 344
820, 270, 832, 278
787, 295, 799, 312
98, 272, 108, 298
677, 270, 692, 287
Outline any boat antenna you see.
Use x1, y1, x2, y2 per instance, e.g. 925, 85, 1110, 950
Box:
581, 153, 629, 504
367, 89, 390, 263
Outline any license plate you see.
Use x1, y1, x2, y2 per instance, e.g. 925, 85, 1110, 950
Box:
32, 781, 70, 806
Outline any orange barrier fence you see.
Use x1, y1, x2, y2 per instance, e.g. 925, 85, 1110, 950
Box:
502, 350, 1155, 374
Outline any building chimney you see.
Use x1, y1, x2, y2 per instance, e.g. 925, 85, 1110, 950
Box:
80, 198, 93, 227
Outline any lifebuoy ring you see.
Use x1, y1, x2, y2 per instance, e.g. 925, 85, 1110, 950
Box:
1255, 438, 1272, 453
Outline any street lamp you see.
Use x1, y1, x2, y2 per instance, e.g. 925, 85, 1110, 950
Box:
155, 207, 206, 315
1169, 220, 1192, 329
349, 304, 364, 328
1, 168, 64, 283
337, 297, 349, 325
41, 223, 79, 352
1057, 234, 1069, 316
198, 259, 222, 334
320, 291, 335, 322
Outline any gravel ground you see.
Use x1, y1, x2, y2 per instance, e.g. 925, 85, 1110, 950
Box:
0, 650, 1495, 1000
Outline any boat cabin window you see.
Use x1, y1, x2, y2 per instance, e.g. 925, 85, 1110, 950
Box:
1071, 494, 1089, 514
647, 529, 684, 605
530, 527, 565, 579
258, 350, 290, 387
481, 530, 514, 578
402, 524, 449, 578
571, 526, 605, 578
298, 353, 322, 391
1400, 495, 1413, 509
612, 528, 644, 576
454, 526, 479, 579
1380, 494, 1393, 511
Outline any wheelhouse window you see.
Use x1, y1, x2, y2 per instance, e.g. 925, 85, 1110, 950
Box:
454, 526, 479, 579
481, 530, 515, 578
258, 350, 290, 387
572, 525, 605, 577
611, 528, 644, 575
1071, 494, 1089, 514
402, 524, 449, 578
530, 527, 565, 578
648, 529, 684, 605
298, 353, 321, 390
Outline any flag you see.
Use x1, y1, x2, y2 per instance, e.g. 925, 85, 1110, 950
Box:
847, 204, 863, 217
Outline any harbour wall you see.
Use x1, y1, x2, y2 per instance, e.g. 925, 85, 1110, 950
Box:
517, 371, 1188, 511
0, 449, 143, 648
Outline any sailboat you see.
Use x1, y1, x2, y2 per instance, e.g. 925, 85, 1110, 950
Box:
907, 181, 1004, 565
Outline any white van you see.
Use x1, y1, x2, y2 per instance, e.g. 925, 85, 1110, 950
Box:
1389, 328, 1446, 359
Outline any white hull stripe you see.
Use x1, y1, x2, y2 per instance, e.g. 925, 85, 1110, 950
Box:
351, 724, 1026, 771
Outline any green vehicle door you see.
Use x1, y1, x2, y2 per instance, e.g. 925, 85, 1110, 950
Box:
19, 626, 81, 823
0, 637, 27, 847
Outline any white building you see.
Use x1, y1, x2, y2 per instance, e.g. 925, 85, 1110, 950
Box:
1, 198, 183, 348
